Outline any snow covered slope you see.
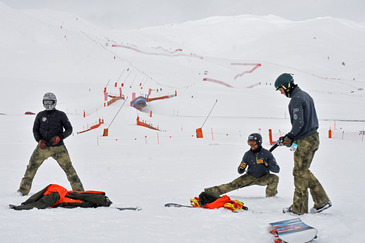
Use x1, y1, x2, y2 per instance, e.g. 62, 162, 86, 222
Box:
0, 2, 364, 242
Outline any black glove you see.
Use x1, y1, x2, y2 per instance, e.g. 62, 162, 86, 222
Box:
38, 140, 47, 149
279, 134, 293, 147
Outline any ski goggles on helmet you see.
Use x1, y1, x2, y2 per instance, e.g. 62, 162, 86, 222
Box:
248, 141, 257, 146
43, 100, 55, 105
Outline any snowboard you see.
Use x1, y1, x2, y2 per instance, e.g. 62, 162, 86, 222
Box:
164, 203, 194, 208
269, 218, 317, 243
9, 204, 141, 211
164, 203, 248, 212
115, 207, 142, 211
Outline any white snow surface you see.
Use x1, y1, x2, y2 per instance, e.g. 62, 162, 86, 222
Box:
1, 2, 365, 242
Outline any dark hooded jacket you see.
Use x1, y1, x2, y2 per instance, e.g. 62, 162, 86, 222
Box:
287, 86, 319, 140
33, 109, 72, 147
238, 146, 280, 178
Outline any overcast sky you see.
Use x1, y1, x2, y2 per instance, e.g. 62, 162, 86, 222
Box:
2, 0, 364, 30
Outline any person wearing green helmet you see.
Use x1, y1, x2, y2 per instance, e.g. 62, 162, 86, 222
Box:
274, 73, 296, 97
275, 73, 331, 215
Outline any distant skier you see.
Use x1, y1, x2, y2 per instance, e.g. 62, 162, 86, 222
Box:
17, 92, 84, 196
274, 73, 331, 215
203, 133, 280, 198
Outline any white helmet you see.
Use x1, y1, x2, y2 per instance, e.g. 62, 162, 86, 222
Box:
43, 92, 57, 110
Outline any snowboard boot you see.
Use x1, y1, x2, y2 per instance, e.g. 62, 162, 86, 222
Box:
310, 201, 332, 214
17, 190, 27, 196
283, 206, 300, 215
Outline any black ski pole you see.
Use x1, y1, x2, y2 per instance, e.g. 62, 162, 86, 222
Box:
269, 143, 278, 152
269, 138, 284, 152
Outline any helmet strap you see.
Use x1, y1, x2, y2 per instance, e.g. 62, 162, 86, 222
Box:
282, 82, 296, 97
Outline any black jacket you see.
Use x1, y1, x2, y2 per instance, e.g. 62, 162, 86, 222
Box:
238, 147, 280, 178
288, 86, 319, 140
33, 109, 72, 147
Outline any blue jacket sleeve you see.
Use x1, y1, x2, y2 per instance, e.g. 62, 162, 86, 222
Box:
267, 152, 280, 173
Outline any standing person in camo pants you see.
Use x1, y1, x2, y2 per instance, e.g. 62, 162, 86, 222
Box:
274, 73, 331, 215
18, 92, 84, 196
203, 133, 280, 198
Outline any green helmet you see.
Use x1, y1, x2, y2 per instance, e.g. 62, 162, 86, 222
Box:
275, 73, 294, 90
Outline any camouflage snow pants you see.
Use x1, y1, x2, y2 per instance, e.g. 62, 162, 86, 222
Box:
204, 173, 279, 197
18, 144, 84, 195
291, 132, 330, 214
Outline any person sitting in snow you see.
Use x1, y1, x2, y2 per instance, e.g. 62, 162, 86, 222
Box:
17, 92, 84, 196
203, 133, 280, 198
